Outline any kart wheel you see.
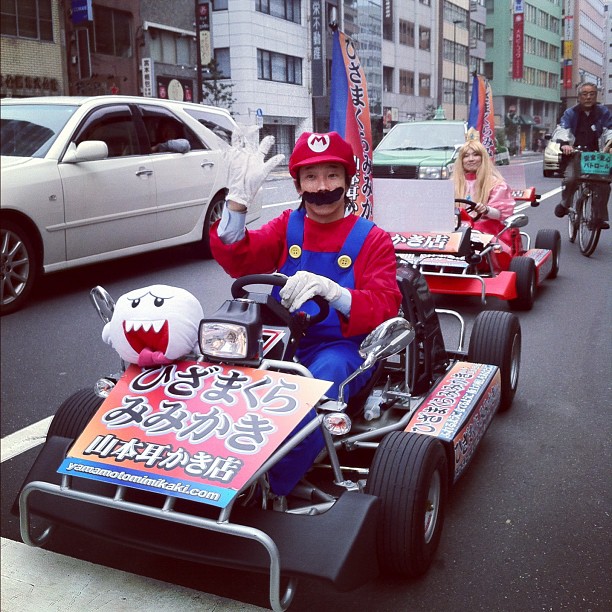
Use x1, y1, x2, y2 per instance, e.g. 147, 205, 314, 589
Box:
543, 169, 553, 178
197, 192, 226, 259
1, 219, 40, 316
46, 388, 104, 440
534, 229, 561, 279
468, 311, 521, 411
508, 256, 536, 311
365, 431, 448, 578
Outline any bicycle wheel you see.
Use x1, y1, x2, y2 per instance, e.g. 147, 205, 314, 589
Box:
578, 190, 601, 257
567, 189, 580, 243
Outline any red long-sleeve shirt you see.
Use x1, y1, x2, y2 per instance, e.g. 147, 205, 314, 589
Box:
210, 210, 402, 338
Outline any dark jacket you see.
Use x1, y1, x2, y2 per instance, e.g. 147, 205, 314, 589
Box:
553, 103, 612, 149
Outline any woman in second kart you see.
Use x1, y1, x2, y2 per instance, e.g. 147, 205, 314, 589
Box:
453, 140, 516, 248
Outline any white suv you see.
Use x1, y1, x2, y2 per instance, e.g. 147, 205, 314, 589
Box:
1, 96, 259, 315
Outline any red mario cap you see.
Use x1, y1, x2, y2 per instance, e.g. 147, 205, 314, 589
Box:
288, 131, 357, 179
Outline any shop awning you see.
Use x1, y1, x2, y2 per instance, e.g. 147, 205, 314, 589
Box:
519, 114, 536, 125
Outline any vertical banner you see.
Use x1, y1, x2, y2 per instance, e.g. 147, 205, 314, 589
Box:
467, 74, 496, 158
329, 29, 374, 219
512, 1, 524, 80
311, 0, 324, 97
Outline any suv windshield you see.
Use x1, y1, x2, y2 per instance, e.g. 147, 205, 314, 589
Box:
0, 104, 78, 157
377, 123, 466, 152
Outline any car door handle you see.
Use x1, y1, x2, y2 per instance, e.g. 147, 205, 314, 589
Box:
136, 168, 153, 176
201, 161, 214, 168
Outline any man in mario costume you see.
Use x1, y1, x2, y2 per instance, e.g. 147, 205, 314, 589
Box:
210, 128, 401, 496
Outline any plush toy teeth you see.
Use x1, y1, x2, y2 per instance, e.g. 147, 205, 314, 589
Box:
123, 319, 169, 354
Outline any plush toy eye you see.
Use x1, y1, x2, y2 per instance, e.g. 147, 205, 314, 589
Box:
154, 297, 165, 307
131, 298, 140, 308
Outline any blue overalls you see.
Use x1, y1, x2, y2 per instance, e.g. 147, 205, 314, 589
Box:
268, 208, 374, 495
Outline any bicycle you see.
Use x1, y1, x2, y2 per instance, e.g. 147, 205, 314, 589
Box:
563, 150, 611, 257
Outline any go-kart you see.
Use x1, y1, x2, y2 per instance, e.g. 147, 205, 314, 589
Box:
16, 270, 521, 611
391, 189, 561, 310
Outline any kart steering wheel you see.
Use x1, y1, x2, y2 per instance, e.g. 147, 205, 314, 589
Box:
231, 273, 330, 326
455, 198, 482, 223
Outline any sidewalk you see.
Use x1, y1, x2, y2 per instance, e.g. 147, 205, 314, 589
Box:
1, 537, 266, 612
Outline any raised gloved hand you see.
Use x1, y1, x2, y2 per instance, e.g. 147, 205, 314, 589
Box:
279, 271, 343, 313
224, 125, 285, 208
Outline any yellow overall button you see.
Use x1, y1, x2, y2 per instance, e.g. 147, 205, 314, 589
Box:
289, 245, 302, 258
337, 254, 352, 268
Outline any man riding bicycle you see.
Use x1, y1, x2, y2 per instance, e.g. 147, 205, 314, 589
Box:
552, 82, 612, 229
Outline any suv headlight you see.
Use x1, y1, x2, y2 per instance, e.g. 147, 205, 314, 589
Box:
419, 166, 449, 179
199, 300, 262, 361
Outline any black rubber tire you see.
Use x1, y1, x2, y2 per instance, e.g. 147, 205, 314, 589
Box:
567, 190, 581, 244
534, 229, 561, 279
365, 431, 448, 578
508, 256, 536, 311
468, 311, 521, 411
197, 192, 226, 259
577, 192, 601, 257
543, 169, 553, 178
46, 388, 104, 441
1, 219, 39, 316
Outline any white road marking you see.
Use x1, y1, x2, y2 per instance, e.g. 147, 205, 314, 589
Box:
1, 417, 52, 463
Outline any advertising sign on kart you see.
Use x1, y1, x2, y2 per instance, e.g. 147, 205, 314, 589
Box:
58, 361, 332, 508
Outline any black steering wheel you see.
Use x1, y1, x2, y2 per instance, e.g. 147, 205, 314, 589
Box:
231, 274, 330, 327
455, 197, 482, 223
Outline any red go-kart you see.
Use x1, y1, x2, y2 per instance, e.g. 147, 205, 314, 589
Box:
391, 188, 561, 310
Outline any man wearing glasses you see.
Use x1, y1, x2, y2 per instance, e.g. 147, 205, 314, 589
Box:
553, 82, 612, 228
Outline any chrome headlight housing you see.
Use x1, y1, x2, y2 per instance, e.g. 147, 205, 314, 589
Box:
418, 166, 449, 179
199, 300, 262, 361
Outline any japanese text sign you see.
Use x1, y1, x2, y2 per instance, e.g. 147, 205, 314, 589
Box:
58, 362, 332, 508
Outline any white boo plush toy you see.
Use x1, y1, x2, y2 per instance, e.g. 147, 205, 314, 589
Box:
102, 285, 203, 367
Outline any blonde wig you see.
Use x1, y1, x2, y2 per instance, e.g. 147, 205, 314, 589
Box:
453, 140, 504, 205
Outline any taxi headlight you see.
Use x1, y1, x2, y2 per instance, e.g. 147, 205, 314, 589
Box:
419, 166, 449, 180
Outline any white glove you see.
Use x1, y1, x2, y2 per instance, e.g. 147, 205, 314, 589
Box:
224, 125, 285, 208
279, 271, 343, 313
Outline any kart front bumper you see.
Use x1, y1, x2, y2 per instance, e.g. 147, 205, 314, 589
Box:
18, 435, 380, 610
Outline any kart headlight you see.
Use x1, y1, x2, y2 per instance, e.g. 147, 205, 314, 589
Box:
323, 412, 352, 436
94, 377, 117, 398
419, 166, 449, 180
199, 300, 262, 361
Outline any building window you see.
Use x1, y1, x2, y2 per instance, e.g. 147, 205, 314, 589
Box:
257, 49, 302, 84
215, 48, 231, 78
149, 30, 189, 66
443, 1, 468, 25
443, 40, 468, 65
383, 66, 394, 93
399, 69, 414, 95
256, 0, 301, 24
419, 27, 430, 51
94, 6, 132, 58
383, 20, 393, 41
213, 0, 228, 9
399, 20, 414, 46
419, 74, 430, 97
1, 0, 53, 41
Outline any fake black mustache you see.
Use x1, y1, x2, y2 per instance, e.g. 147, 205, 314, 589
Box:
302, 187, 345, 206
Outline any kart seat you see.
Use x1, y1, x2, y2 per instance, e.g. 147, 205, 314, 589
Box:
396, 266, 449, 394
